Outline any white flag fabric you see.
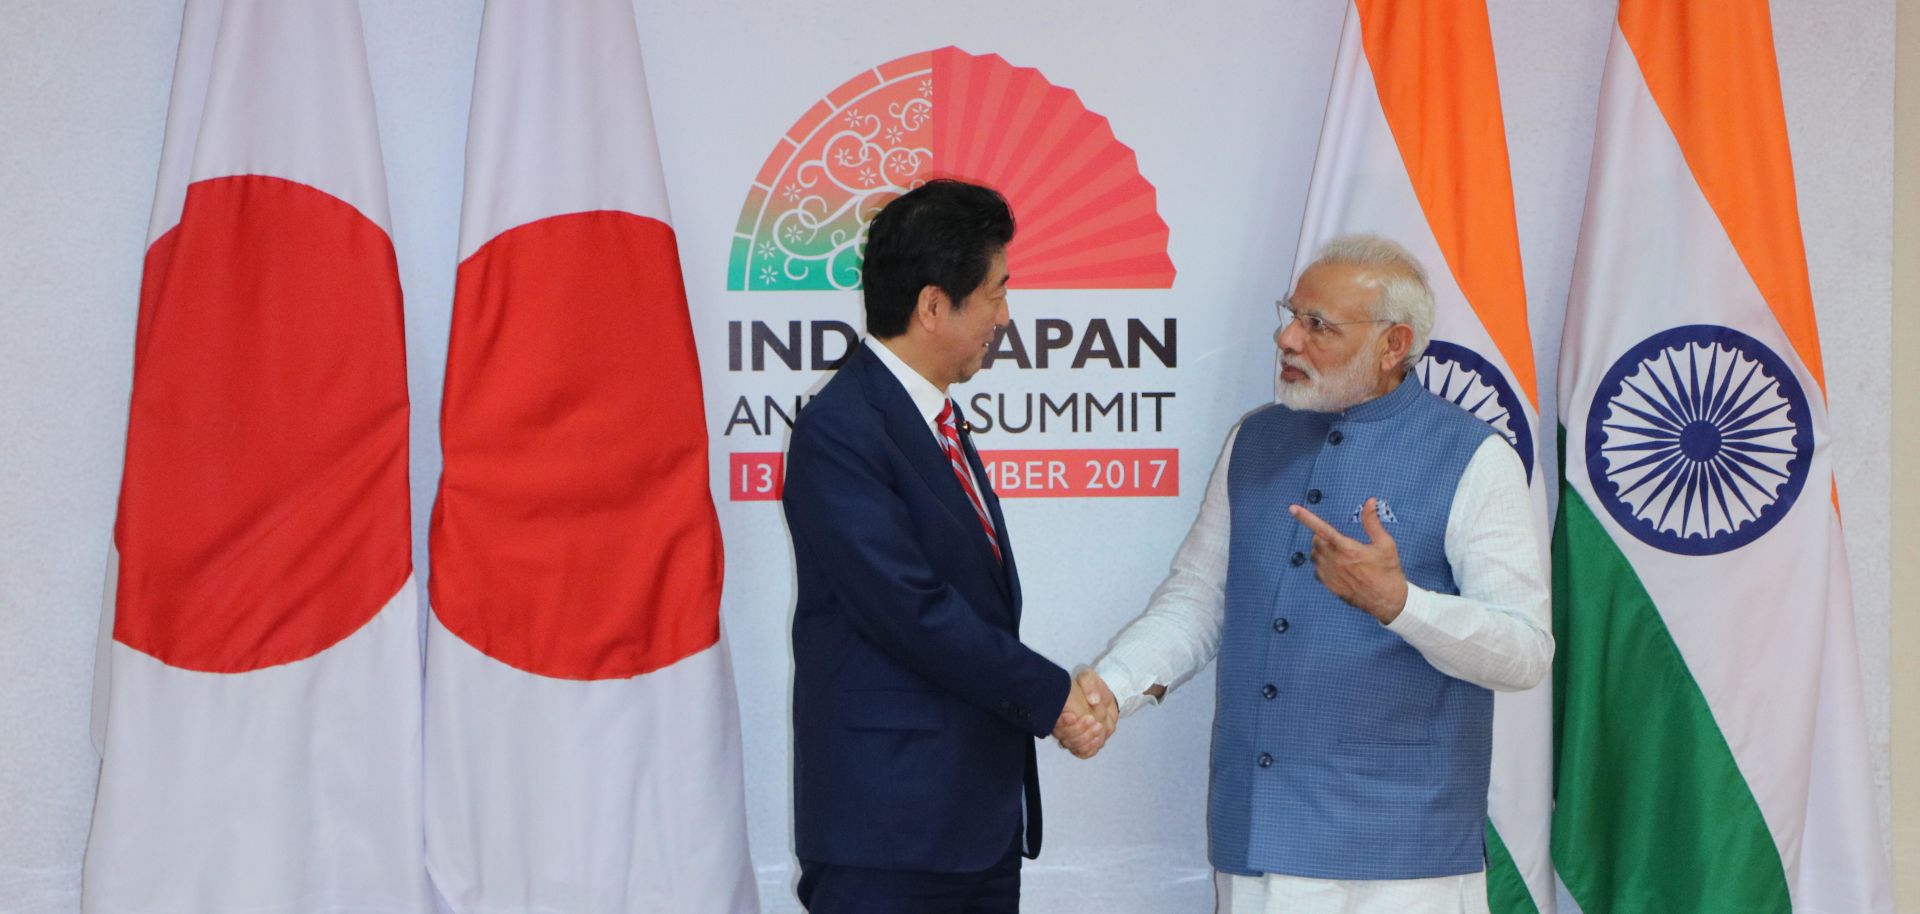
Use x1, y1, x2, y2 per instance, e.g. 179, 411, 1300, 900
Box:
1291, 3, 1553, 911
85, 1, 425, 911
1551, 2, 1891, 912
424, 1, 758, 911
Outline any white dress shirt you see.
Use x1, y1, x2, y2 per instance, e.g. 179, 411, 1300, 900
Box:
866, 336, 950, 444
1094, 421, 1553, 914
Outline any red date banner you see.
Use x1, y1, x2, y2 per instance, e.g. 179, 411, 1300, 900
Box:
728, 448, 1178, 501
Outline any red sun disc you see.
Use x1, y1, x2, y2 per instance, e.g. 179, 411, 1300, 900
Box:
430, 211, 722, 681
114, 175, 413, 674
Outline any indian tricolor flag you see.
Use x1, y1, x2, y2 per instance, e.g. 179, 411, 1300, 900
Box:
1553, 2, 1890, 912
1292, 3, 1553, 912
423, 0, 757, 910
85, 1, 425, 911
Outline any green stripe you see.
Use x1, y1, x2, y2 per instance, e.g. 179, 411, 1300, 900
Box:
1485, 820, 1541, 914
1551, 440, 1790, 913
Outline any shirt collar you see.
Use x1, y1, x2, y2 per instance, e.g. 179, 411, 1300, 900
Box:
866, 337, 950, 429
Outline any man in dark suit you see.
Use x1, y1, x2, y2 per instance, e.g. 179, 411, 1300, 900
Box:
782, 179, 1112, 914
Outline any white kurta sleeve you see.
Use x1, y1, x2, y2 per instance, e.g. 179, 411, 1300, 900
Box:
1384, 436, 1554, 692
1093, 425, 1238, 716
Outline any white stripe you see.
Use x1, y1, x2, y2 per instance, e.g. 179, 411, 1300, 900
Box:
84, 578, 429, 913
424, 617, 757, 913
456, 0, 673, 261
150, 0, 393, 243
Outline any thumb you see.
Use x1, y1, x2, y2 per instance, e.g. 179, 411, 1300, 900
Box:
1360, 498, 1392, 544
1078, 670, 1103, 706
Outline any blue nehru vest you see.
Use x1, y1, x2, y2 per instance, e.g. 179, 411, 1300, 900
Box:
1210, 373, 1497, 880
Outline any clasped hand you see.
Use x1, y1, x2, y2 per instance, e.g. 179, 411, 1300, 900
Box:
1052, 668, 1119, 759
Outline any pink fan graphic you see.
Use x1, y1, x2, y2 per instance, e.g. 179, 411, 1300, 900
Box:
729, 46, 1175, 291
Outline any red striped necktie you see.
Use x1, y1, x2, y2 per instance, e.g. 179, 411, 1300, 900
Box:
936, 399, 1001, 562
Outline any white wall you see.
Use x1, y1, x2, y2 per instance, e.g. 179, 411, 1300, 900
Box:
0, 1, 1892, 911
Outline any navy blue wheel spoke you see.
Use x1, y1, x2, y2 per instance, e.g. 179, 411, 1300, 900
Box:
1717, 378, 1782, 432
1612, 446, 1685, 475
1722, 441, 1796, 457
1713, 451, 1773, 504
1708, 458, 1756, 520
1720, 400, 1790, 435
1705, 353, 1745, 423
1699, 345, 1722, 423
1687, 344, 1705, 419
1721, 425, 1795, 442
1649, 355, 1696, 424
1604, 422, 1683, 440
1612, 399, 1689, 435
1704, 459, 1735, 527
1704, 460, 1720, 533
1624, 379, 1688, 430
1709, 360, 1762, 426
1679, 460, 1706, 534
1654, 460, 1694, 531
1603, 440, 1682, 453
1466, 389, 1496, 414
1721, 447, 1791, 480
1616, 451, 1688, 501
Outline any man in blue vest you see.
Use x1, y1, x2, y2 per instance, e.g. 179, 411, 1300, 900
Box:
1077, 235, 1552, 913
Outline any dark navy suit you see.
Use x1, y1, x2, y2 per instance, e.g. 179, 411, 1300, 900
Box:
782, 342, 1071, 911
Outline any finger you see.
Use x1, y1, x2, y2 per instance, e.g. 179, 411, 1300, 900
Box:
1289, 504, 1354, 547
1061, 712, 1099, 737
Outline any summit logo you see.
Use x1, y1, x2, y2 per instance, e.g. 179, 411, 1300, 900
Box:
728, 46, 1176, 292
721, 47, 1185, 502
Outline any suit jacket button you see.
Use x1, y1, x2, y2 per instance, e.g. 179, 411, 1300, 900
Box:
1257, 752, 1274, 768
1290, 551, 1306, 567
1272, 617, 1290, 634
1261, 684, 1277, 700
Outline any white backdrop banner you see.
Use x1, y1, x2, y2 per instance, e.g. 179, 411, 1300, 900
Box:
627, 3, 1434, 910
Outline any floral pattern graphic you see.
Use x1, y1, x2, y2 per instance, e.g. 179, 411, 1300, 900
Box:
729, 53, 936, 291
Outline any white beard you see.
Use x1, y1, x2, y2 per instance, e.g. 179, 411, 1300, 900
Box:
1273, 348, 1385, 413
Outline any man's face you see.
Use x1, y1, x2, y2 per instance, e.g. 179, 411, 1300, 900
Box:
1273, 262, 1393, 412
936, 248, 1010, 386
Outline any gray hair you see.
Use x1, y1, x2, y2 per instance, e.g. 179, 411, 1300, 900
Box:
1308, 234, 1435, 367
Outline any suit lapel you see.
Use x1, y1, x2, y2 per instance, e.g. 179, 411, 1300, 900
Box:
853, 347, 1010, 582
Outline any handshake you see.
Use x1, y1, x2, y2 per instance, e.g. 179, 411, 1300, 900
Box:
1051, 668, 1120, 759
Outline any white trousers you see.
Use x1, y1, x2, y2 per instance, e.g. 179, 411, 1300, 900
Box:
1214, 869, 1491, 914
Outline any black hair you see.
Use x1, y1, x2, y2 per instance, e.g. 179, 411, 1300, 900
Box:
860, 179, 1015, 339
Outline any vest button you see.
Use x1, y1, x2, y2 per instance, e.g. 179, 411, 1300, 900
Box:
1306, 489, 1322, 504
1257, 752, 1274, 768
1261, 684, 1277, 700
1273, 617, 1290, 633
1289, 551, 1306, 567
1328, 429, 1344, 445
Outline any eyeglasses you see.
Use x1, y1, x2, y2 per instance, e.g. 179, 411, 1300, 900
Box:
1275, 299, 1394, 337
